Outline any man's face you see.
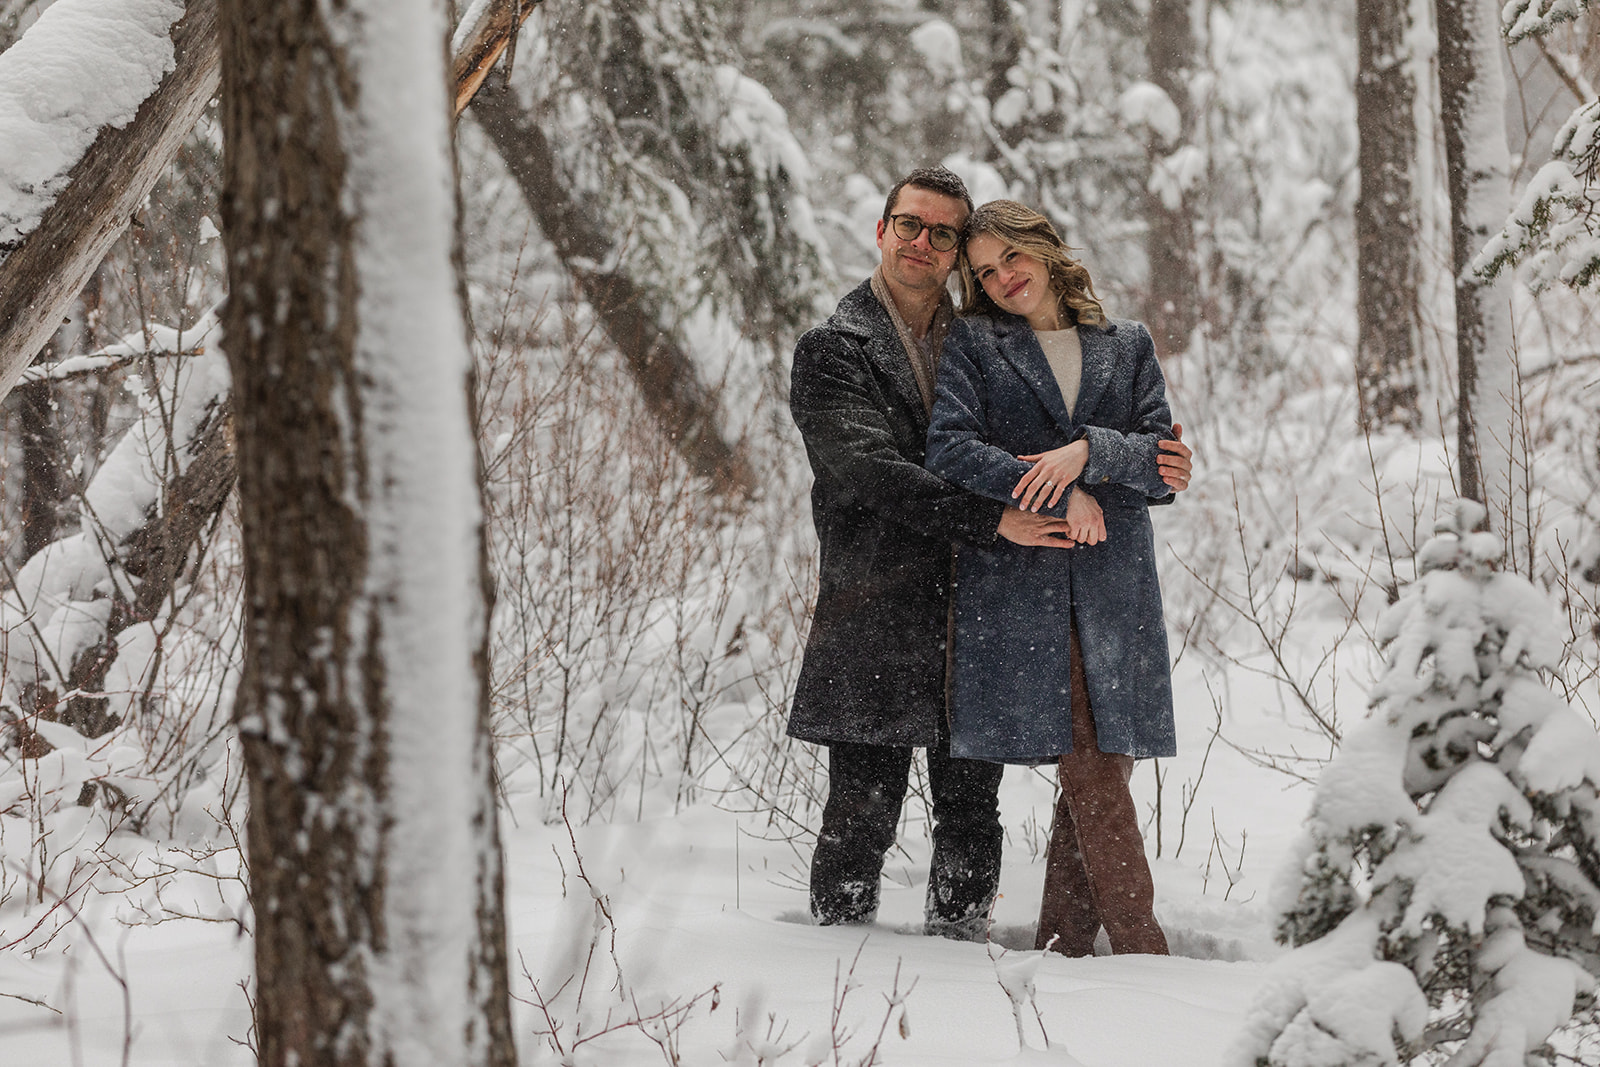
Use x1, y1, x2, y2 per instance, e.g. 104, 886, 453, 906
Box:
876, 186, 967, 295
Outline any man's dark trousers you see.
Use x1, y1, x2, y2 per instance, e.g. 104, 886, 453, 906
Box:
810, 717, 1004, 934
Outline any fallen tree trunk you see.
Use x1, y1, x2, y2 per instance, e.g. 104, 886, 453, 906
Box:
0, 0, 529, 398
0, 0, 219, 399
470, 71, 758, 498
2, 330, 233, 746
1, 0, 754, 500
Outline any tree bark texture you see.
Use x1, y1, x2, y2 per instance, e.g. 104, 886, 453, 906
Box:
218, 0, 515, 1062
469, 71, 758, 498
1144, 0, 1201, 359
1354, 0, 1425, 431
1438, 0, 1521, 552
0, 0, 218, 400
14, 357, 64, 560
12, 275, 107, 560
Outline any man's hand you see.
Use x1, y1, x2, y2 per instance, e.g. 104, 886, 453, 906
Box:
1158, 422, 1193, 493
997, 507, 1077, 547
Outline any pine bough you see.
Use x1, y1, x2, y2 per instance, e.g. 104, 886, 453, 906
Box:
1476, 0, 1598, 292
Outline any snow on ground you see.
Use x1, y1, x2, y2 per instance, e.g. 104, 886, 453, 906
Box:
0, 654, 1318, 1065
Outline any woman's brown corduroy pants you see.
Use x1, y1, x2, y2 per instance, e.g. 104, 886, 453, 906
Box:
1035, 625, 1169, 956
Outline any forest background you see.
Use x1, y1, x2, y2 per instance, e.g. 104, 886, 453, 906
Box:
0, 0, 1597, 1062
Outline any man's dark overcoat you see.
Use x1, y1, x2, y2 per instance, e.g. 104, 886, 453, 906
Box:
925, 312, 1177, 764
788, 280, 1006, 747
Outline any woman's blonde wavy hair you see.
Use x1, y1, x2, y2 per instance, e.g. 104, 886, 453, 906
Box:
957, 200, 1107, 328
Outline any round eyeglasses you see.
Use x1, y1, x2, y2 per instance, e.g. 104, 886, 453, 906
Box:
888, 214, 960, 253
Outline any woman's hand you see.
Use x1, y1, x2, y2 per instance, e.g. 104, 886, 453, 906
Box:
1064, 488, 1106, 545
1013, 440, 1089, 512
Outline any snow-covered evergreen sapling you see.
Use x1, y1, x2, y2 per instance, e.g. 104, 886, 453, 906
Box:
1233, 499, 1600, 1066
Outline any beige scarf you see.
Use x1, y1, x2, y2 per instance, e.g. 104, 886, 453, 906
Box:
871, 266, 953, 417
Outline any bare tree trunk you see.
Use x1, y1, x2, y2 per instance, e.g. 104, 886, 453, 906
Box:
0, 0, 218, 399
1145, 0, 1201, 359
1438, 0, 1521, 554
986, 0, 1023, 118
1354, 0, 1425, 431
219, 0, 515, 1061
469, 71, 757, 499
15, 356, 64, 559
13, 272, 109, 557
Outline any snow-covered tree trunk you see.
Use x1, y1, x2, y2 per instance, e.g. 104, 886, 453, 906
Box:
1354, 0, 1425, 431
1437, 0, 1525, 560
1145, 0, 1201, 359
218, 0, 515, 1061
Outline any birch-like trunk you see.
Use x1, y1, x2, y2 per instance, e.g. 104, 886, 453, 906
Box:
1354, 0, 1425, 431
218, 0, 515, 1061
1438, 0, 1524, 562
1145, 0, 1201, 359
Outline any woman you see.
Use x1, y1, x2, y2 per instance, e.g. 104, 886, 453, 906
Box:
925, 200, 1177, 956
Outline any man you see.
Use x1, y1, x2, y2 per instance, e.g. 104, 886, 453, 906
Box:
787, 165, 1192, 939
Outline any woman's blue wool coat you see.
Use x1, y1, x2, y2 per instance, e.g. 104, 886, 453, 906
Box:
925, 311, 1178, 764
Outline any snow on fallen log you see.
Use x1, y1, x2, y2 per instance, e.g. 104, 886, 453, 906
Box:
2, 311, 231, 743
0, 0, 185, 251
0, 0, 218, 401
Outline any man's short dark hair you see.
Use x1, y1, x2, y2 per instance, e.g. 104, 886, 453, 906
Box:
882, 166, 973, 224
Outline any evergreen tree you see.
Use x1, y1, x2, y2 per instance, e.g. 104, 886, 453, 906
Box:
1234, 499, 1599, 1066
1475, 0, 1597, 293
525, 0, 833, 353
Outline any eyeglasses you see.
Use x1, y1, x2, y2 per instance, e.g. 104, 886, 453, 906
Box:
888, 213, 960, 253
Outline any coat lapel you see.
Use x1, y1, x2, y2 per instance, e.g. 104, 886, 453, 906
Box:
869, 335, 930, 425
831, 279, 933, 427
991, 314, 1075, 434
1073, 322, 1118, 422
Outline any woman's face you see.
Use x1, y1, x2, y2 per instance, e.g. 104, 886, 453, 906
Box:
965, 233, 1061, 332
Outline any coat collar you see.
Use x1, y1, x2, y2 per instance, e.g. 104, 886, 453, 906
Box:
826, 278, 889, 339
828, 277, 930, 426
984, 311, 1119, 431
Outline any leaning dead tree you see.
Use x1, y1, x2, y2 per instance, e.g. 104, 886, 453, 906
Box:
1, 324, 233, 751
470, 72, 758, 498
0, 0, 759, 499
0, 0, 219, 399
